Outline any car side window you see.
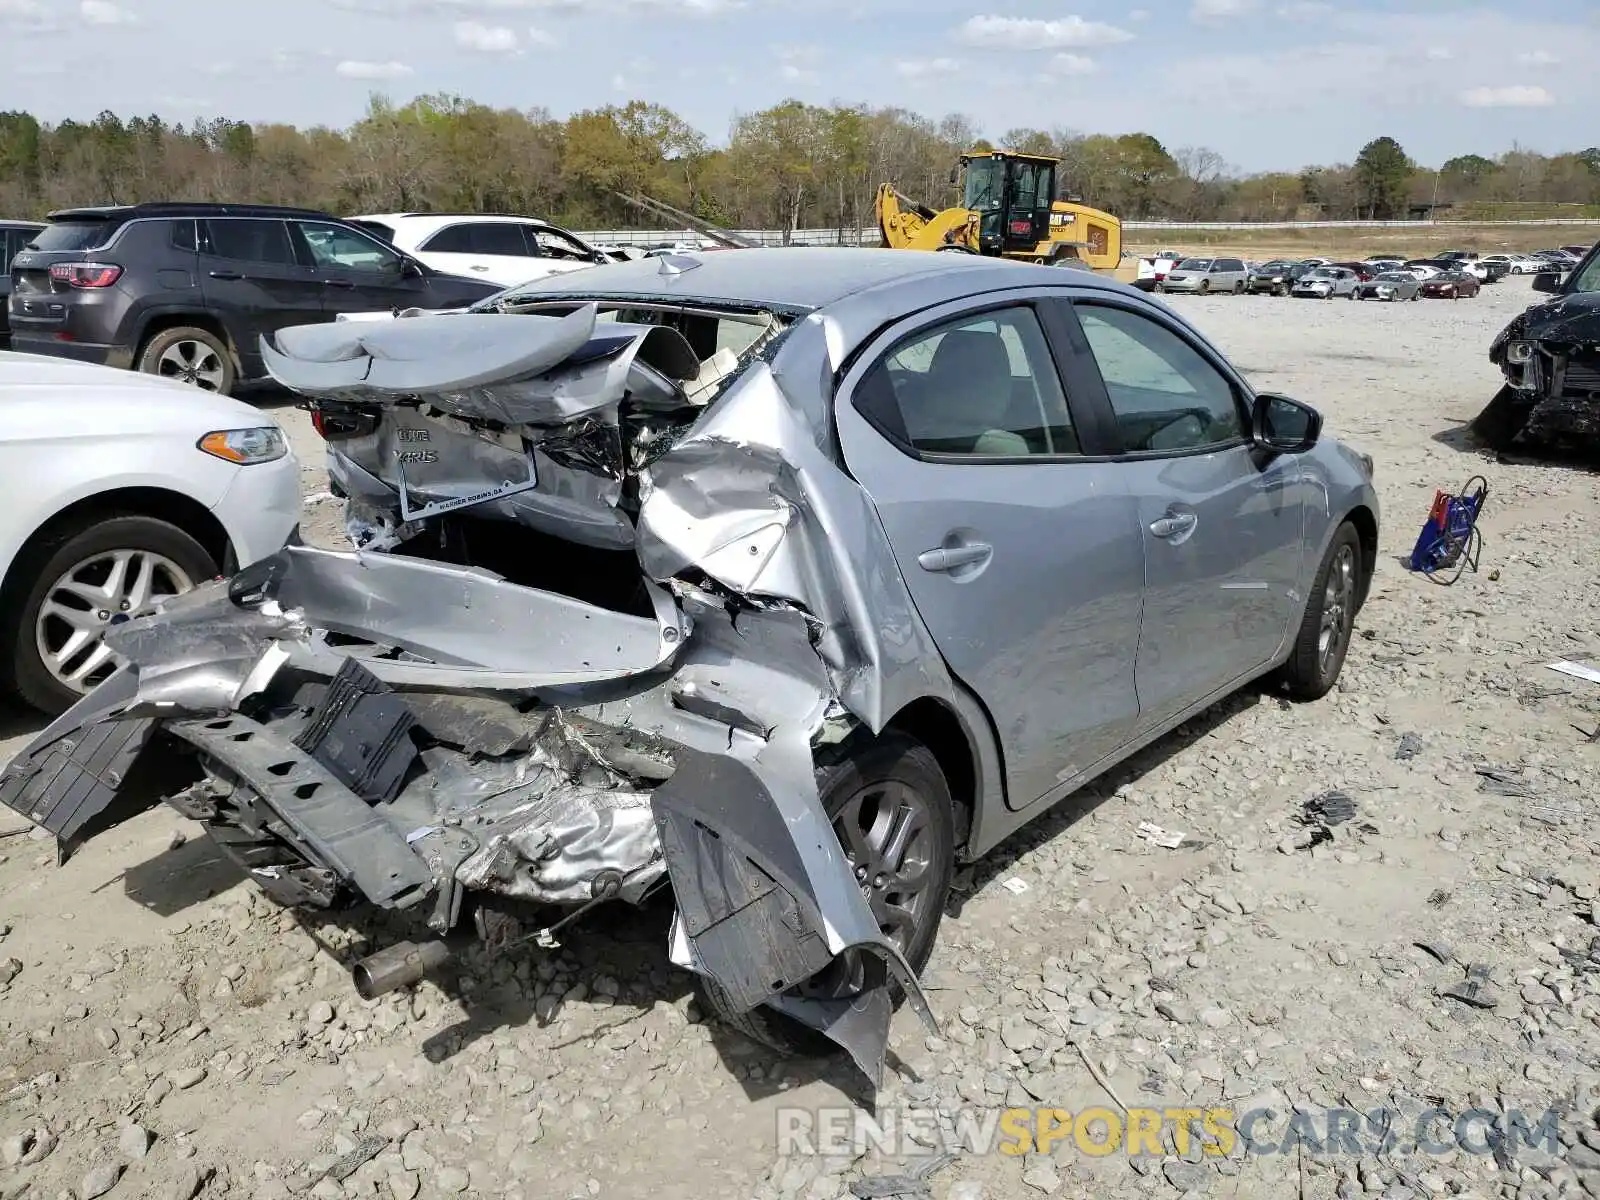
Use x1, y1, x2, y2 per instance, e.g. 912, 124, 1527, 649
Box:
170, 219, 197, 253
1075, 303, 1245, 454
296, 221, 401, 272
419, 224, 475, 253
854, 305, 1080, 458
200, 219, 296, 266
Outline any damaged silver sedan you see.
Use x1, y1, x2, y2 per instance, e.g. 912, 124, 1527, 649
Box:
0, 249, 1380, 1086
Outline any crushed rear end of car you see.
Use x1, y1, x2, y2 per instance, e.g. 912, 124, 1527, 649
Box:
0, 298, 941, 1087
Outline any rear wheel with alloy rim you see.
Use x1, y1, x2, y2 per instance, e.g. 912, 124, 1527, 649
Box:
695, 732, 956, 1057
2, 515, 216, 714
138, 326, 236, 395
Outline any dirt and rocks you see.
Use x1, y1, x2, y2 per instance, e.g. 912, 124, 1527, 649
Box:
2, 277, 1598, 1200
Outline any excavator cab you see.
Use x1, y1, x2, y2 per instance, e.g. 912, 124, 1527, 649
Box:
961, 152, 1057, 256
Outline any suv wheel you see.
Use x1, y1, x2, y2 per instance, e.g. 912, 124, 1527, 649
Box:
2, 515, 217, 714
695, 732, 956, 1058
139, 327, 236, 395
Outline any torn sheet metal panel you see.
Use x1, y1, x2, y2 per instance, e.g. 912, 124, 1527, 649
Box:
223, 544, 689, 687
637, 360, 955, 732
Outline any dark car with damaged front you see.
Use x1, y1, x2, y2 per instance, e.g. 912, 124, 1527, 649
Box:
1479, 244, 1600, 456
0, 248, 1380, 1089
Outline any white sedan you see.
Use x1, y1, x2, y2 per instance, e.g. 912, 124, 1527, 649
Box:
0, 353, 301, 714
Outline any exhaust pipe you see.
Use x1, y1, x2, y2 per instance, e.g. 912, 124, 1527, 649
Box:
352, 940, 450, 1000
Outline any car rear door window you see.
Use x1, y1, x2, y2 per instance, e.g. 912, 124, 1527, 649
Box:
1074, 303, 1245, 454
26, 221, 112, 252
855, 305, 1080, 457
201, 218, 297, 265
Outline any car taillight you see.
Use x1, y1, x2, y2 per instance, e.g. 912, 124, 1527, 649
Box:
48, 262, 122, 288
311, 409, 328, 438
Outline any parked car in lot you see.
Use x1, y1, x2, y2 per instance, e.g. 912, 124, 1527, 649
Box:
1292, 267, 1360, 298
1480, 254, 1537, 275
1245, 260, 1311, 295
1330, 261, 1379, 282
1353, 271, 1421, 302
1132, 249, 1186, 291
0, 351, 300, 715
1419, 269, 1481, 299
347, 212, 619, 289
8, 203, 502, 395
0, 248, 1379, 1083
0, 219, 45, 349
1158, 256, 1248, 294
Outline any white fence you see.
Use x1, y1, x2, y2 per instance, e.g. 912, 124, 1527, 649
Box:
577, 217, 1600, 248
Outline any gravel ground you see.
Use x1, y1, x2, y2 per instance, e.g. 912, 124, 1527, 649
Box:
2, 276, 1598, 1200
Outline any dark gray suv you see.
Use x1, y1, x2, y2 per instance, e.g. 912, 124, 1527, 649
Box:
8, 203, 501, 394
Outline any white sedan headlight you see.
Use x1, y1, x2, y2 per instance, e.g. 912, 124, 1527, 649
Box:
198, 427, 289, 465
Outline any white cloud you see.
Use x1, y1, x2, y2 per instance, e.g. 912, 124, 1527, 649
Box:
1045, 52, 1097, 75
895, 56, 961, 80
1514, 49, 1558, 65
199, 60, 235, 75
954, 14, 1133, 50
1460, 85, 1555, 107
335, 59, 415, 79
80, 0, 136, 24
1424, 46, 1452, 60
0, 0, 52, 22
1192, 0, 1256, 20
454, 19, 520, 51
780, 63, 819, 84
1276, 0, 1329, 18
525, 24, 556, 45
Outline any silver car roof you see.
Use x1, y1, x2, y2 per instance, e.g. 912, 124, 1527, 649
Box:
494, 246, 1131, 313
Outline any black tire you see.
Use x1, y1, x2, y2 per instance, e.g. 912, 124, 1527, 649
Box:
1278, 521, 1363, 702
1199, 280, 1210, 294
137, 326, 237, 395
1, 515, 218, 715
1232, 281, 1244, 295
695, 732, 956, 1058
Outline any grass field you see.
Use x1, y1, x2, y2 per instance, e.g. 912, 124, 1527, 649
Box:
1125, 222, 1600, 260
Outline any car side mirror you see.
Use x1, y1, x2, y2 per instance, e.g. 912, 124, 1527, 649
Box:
398, 257, 425, 280
1252, 393, 1321, 454
1532, 271, 1563, 294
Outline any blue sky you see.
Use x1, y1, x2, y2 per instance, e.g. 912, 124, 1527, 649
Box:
4, 0, 1596, 172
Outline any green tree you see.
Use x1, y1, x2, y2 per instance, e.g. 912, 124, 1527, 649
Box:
1353, 136, 1412, 219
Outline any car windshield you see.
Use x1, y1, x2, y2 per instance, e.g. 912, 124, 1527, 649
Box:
1176, 259, 1212, 270
1567, 252, 1600, 294
1305, 270, 1335, 280
1257, 261, 1289, 271
1375, 273, 1411, 282
25, 219, 112, 252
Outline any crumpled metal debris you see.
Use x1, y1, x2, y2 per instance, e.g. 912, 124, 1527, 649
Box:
1439, 964, 1498, 1010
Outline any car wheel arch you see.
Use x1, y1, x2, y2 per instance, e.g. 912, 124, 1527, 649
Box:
1343, 503, 1378, 610
134, 311, 244, 375
0, 486, 231, 616
870, 690, 1005, 863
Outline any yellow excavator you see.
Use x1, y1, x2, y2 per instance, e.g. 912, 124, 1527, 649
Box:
876, 149, 1122, 272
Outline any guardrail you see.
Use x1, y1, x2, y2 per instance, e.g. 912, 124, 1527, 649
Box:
577, 218, 1600, 247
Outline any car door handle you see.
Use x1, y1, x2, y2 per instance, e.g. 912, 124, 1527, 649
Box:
323, 279, 354, 288
1149, 513, 1197, 538
470, 265, 489, 272
208, 270, 243, 280
917, 543, 992, 572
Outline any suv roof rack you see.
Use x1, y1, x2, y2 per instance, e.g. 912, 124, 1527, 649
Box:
393, 211, 553, 222
46, 202, 338, 221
